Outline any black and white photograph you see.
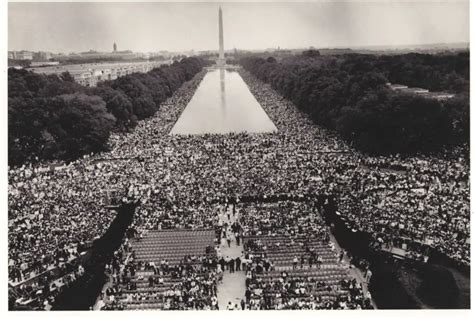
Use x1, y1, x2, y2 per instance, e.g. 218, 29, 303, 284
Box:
4, 0, 472, 314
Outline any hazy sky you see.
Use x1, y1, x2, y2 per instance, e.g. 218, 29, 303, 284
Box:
8, 1, 470, 53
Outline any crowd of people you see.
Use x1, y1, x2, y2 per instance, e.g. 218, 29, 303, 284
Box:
237, 201, 372, 309
338, 154, 469, 264
8, 66, 469, 309
244, 273, 371, 310
102, 251, 220, 310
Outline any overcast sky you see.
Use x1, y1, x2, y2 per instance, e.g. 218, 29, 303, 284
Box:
8, 1, 469, 53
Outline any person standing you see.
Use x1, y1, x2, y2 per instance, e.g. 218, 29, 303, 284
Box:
225, 255, 231, 271
245, 288, 251, 304
219, 257, 226, 271
365, 269, 372, 284
235, 232, 241, 246
240, 299, 246, 310
241, 255, 247, 271
264, 259, 270, 272
339, 250, 345, 262
229, 258, 235, 273
235, 257, 242, 271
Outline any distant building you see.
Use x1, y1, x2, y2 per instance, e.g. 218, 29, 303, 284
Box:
386, 83, 455, 101
30, 60, 169, 87
34, 51, 52, 61
111, 51, 139, 59
17, 51, 34, 60
61, 49, 140, 61
69, 70, 94, 87
139, 52, 150, 59
9, 51, 33, 60
387, 83, 408, 91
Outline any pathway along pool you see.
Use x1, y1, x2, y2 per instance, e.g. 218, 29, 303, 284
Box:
170, 68, 278, 134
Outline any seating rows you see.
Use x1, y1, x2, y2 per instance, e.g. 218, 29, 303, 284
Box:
123, 286, 170, 294
134, 248, 210, 256
124, 302, 163, 310
132, 257, 201, 265
135, 239, 214, 247
273, 264, 343, 271
133, 279, 181, 288
258, 273, 347, 282
244, 235, 326, 242
133, 245, 212, 251
263, 249, 336, 257
134, 250, 213, 257
269, 257, 339, 265
141, 230, 214, 238
131, 230, 216, 266
104, 229, 219, 311
257, 268, 347, 278
261, 289, 349, 298
240, 200, 370, 310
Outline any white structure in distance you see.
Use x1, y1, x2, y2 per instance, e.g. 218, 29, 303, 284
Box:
216, 7, 226, 67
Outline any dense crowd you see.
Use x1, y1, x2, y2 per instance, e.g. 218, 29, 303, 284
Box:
9, 166, 117, 282
239, 201, 329, 239
8, 66, 469, 309
339, 154, 469, 264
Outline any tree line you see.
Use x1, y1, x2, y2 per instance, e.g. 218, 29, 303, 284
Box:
240, 52, 469, 156
8, 57, 207, 166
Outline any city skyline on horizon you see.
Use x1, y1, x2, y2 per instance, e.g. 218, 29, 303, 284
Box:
9, 1, 469, 53
7, 41, 471, 56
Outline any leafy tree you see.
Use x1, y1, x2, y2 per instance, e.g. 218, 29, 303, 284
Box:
89, 86, 137, 131
7, 57, 206, 166
47, 93, 116, 160
302, 49, 321, 58
240, 51, 469, 156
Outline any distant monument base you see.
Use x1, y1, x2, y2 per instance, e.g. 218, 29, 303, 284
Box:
216, 58, 226, 67
206, 63, 241, 71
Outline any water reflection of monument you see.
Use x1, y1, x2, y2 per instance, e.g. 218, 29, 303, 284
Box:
216, 7, 226, 67
219, 68, 226, 108
170, 67, 277, 134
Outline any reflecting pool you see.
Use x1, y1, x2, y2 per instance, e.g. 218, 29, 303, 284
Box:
170, 68, 278, 134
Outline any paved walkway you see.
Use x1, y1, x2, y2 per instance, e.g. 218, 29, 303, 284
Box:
216, 204, 246, 310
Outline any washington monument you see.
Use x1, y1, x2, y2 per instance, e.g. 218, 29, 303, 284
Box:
217, 6, 225, 66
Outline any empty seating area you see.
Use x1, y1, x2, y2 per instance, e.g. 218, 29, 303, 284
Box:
132, 229, 216, 265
